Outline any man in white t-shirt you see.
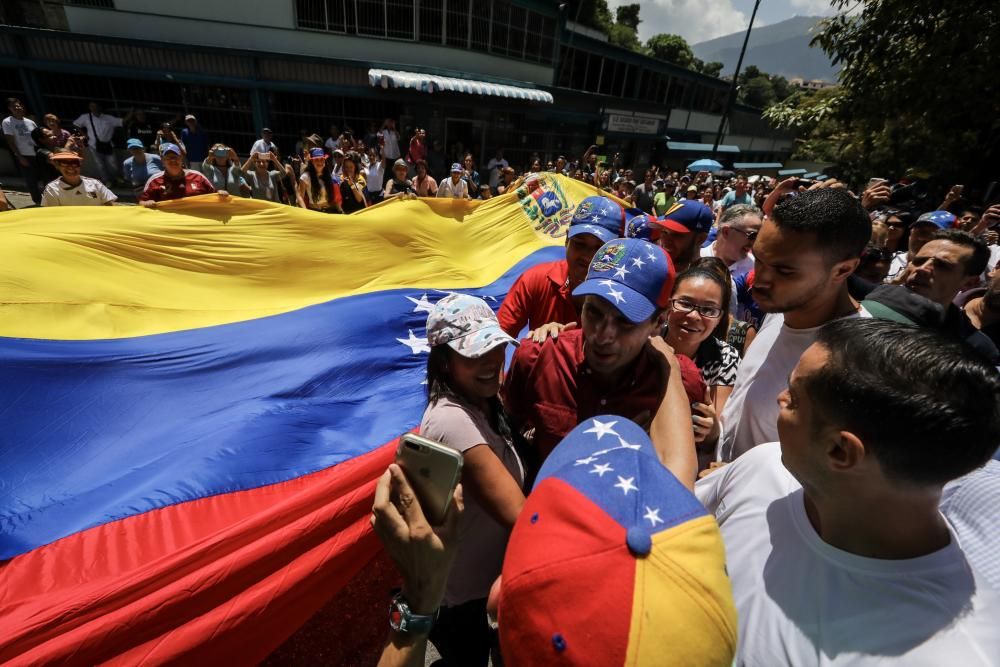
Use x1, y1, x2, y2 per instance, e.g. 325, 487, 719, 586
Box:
249, 128, 278, 157
486, 149, 508, 191
73, 101, 124, 185
697, 318, 1000, 666
718, 188, 872, 462
41, 151, 117, 206
2, 97, 41, 205
437, 163, 470, 199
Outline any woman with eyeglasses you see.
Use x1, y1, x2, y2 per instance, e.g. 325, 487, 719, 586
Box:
661, 257, 742, 470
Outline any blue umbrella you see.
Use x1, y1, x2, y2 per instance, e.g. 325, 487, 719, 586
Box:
687, 158, 723, 173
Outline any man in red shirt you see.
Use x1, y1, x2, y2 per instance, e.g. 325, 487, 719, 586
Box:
503, 237, 705, 484
498, 195, 625, 337
139, 142, 224, 206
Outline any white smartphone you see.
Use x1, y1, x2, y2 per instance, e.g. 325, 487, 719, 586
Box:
395, 433, 463, 525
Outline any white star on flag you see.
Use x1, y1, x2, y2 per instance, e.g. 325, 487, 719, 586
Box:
598, 279, 616, 287
575, 456, 598, 466
631, 257, 645, 269
614, 475, 638, 495
613, 266, 630, 280
584, 418, 619, 440
397, 329, 430, 354
643, 506, 664, 526
406, 294, 435, 313
606, 287, 625, 304
590, 462, 613, 477
618, 436, 642, 450
646, 251, 657, 262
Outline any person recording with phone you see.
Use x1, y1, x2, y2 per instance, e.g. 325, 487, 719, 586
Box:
418, 294, 526, 667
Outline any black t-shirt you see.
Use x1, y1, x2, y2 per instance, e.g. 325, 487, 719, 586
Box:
128, 121, 156, 146
339, 179, 366, 213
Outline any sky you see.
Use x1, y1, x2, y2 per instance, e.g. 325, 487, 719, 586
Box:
606, 0, 842, 45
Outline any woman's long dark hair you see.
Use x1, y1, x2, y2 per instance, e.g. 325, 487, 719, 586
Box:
306, 158, 330, 203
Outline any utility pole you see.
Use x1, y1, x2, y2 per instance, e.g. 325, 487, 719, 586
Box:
711, 0, 762, 159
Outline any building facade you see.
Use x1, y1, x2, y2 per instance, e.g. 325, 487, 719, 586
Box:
1, 0, 792, 175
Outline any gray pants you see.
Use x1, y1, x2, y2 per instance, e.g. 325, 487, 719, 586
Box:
89, 149, 119, 184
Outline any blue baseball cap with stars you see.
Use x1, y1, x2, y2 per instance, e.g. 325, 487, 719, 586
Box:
568, 196, 626, 244
572, 238, 676, 323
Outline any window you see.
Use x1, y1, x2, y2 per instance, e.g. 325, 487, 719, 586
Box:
356, 0, 387, 37
419, 0, 443, 43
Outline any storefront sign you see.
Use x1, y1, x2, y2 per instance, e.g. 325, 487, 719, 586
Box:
606, 114, 660, 135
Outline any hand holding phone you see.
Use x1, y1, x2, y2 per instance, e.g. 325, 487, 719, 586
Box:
395, 434, 463, 525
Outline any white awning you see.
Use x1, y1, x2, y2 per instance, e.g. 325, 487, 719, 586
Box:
368, 68, 554, 104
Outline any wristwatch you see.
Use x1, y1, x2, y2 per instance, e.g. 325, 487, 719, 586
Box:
388, 592, 437, 635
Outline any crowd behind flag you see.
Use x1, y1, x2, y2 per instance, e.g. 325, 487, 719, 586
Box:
0, 174, 597, 663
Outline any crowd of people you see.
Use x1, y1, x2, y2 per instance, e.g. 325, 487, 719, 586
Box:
371, 181, 1000, 666
4, 93, 1000, 667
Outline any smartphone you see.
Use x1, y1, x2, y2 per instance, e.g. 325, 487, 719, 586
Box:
867, 177, 888, 188
395, 433, 463, 525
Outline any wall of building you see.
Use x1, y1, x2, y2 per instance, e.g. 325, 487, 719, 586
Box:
63, 5, 554, 85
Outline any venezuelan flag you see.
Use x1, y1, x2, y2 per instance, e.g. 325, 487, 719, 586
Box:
0, 175, 601, 664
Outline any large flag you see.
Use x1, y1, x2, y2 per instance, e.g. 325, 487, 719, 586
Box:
0, 175, 602, 664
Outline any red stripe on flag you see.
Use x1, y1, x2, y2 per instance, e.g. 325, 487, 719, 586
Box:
0, 440, 398, 665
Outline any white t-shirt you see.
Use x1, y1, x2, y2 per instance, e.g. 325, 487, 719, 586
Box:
701, 243, 754, 315
885, 250, 908, 282
696, 442, 1000, 667
381, 129, 400, 159
41, 176, 117, 206
365, 161, 384, 193
941, 459, 1000, 591
486, 157, 509, 189
250, 139, 277, 156
437, 176, 469, 199
2, 115, 38, 156
717, 308, 869, 462
73, 112, 123, 148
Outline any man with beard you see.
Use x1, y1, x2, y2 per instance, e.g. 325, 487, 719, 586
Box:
649, 200, 714, 273
717, 188, 871, 462
963, 270, 1000, 349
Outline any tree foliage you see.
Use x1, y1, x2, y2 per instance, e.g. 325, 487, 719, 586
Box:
614, 4, 641, 32
767, 0, 1000, 185
646, 33, 694, 67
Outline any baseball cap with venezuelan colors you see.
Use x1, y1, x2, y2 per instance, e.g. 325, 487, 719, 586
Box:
426, 293, 518, 358
653, 200, 714, 235
498, 417, 737, 666
572, 238, 675, 323
568, 195, 626, 243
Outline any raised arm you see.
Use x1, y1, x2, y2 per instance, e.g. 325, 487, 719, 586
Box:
647, 336, 698, 490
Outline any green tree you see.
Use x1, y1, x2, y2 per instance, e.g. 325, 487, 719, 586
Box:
646, 33, 694, 68
608, 23, 643, 51
768, 0, 1000, 184
615, 4, 641, 32
737, 65, 762, 87
700, 60, 725, 78
740, 76, 776, 108
565, 0, 613, 32
769, 74, 794, 102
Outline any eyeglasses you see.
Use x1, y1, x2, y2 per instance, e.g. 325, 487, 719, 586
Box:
730, 227, 758, 242
863, 247, 893, 261
669, 299, 723, 319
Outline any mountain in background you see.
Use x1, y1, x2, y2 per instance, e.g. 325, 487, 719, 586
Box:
692, 16, 839, 82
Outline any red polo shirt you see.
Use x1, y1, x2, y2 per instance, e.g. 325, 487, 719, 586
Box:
497, 260, 579, 337
502, 328, 706, 462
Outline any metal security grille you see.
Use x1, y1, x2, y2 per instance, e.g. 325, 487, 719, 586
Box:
295, 0, 556, 65
34, 71, 256, 153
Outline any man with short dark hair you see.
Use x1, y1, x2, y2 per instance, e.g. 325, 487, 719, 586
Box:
698, 318, 1000, 665
887, 210, 956, 281
718, 188, 871, 462
2, 97, 41, 205
631, 169, 656, 214
498, 196, 624, 337
503, 237, 705, 474
716, 175, 751, 217
903, 229, 989, 308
